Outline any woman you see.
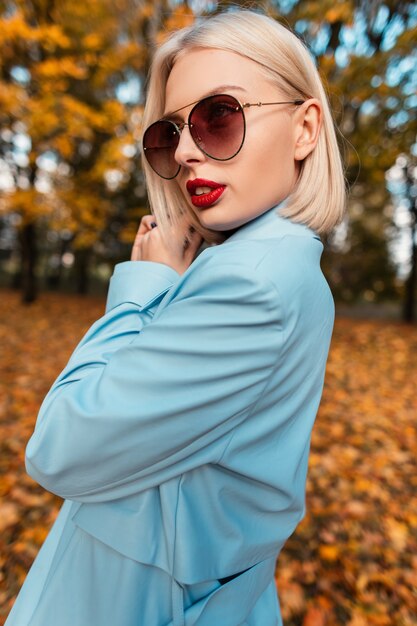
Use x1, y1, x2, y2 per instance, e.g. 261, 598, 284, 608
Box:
6, 8, 346, 626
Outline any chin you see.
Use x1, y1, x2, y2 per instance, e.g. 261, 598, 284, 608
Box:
192, 206, 242, 243
192, 219, 227, 245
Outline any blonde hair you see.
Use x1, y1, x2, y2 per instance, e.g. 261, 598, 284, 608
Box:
141, 8, 347, 244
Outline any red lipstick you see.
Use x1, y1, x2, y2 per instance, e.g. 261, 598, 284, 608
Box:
186, 178, 226, 208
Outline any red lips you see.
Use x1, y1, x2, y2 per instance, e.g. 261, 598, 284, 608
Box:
186, 178, 226, 208
186, 178, 224, 195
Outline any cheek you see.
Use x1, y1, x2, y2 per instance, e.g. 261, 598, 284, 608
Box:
258, 119, 294, 162
234, 121, 294, 191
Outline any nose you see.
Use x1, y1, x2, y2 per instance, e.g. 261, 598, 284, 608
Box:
174, 123, 206, 169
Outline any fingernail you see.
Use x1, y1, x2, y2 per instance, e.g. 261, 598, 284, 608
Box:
150, 222, 157, 228
188, 225, 195, 234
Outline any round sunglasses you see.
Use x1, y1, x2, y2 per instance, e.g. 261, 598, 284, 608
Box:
142, 93, 304, 179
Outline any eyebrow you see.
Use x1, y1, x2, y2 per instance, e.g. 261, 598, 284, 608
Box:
162, 85, 248, 120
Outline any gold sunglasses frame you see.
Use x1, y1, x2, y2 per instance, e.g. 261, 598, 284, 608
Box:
143, 93, 305, 179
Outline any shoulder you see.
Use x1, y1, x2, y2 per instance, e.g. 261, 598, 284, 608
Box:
194, 235, 330, 297
193, 235, 334, 329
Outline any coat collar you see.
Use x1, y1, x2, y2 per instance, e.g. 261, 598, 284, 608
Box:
222, 198, 321, 245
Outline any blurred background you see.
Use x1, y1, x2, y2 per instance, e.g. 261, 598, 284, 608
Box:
0, 0, 416, 318
0, 1, 416, 625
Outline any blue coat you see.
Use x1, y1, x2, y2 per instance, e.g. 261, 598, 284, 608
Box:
6, 201, 335, 626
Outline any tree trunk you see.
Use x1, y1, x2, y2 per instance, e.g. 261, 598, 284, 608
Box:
46, 237, 70, 290
403, 215, 416, 323
75, 248, 91, 295
402, 163, 417, 324
19, 222, 38, 304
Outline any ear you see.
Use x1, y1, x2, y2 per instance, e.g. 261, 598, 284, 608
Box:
293, 98, 322, 161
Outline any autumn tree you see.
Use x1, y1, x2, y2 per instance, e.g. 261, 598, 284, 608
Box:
0, 0, 148, 301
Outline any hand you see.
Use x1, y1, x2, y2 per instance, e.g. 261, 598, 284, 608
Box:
130, 214, 204, 275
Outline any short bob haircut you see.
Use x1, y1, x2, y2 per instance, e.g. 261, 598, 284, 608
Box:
141, 8, 347, 244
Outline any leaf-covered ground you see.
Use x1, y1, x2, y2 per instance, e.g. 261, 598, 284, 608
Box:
0, 288, 416, 625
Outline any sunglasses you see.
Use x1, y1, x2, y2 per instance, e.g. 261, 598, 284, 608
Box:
142, 93, 304, 179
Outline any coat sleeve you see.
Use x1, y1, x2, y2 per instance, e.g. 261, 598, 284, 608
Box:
25, 254, 284, 502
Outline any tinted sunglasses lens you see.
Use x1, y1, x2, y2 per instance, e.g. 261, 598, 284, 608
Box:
143, 120, 180, 179
190, 94, 244, 160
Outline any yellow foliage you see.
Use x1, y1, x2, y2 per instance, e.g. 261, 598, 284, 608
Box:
325, 3, 353, 26
51, 135, 75, 160
28, 97, 62, 140
0, 11, 70, 50
156, 5, 195, 45
102, 100, 126, 127
7, 189, 53, 221
137, 2, 155, 21
0, 82, 27, 117
34, 58, 88, 80
53, 95, 106, 138
0, 10, 35, 44
165, 4, 195, 30
73, 230, 100, 249
37, 24, 71, 51
91, 43, 145, 90
82, 33, 103, 50
91, 133, 136, 182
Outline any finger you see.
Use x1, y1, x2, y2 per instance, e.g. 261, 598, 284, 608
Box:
142, 215, 158, 231
132, 218, 156, 258
138, 214, 157, 235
